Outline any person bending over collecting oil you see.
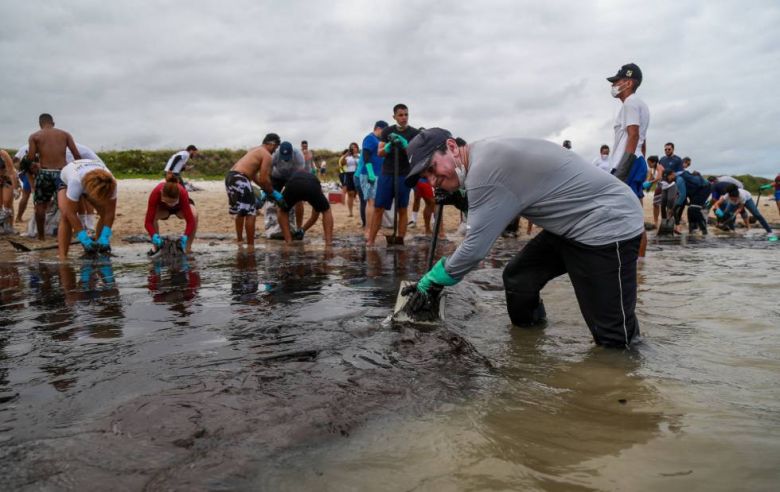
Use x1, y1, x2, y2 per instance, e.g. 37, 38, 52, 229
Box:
668, 168, 711, 235
56, 159, 117, 259
224, 133, 282, 252
402, 128, 645, 348
712, 186, 777, 241
274, 169, 334, 246
145, 175, 198, 254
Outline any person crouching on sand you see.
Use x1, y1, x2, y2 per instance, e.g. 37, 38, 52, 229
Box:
57, 159, 117, 259
145, 175, 198, 254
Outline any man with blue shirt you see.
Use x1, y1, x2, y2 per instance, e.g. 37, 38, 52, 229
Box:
359, 120, 387, 244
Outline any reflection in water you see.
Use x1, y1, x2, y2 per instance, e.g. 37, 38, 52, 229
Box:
23, 261, 124, 392
147, 257, 201, 316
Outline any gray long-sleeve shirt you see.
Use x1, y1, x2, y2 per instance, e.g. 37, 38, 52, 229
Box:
445, 138, 645, 280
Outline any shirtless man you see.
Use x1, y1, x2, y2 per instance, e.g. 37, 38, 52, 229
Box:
224, 133, 281, 252
301, 140, 316, 174
26, 113, 81, 239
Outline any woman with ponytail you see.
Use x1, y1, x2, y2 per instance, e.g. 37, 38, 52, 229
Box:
144, 174, 198, 253
57, 159, 118, 259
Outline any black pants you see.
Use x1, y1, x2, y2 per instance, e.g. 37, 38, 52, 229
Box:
687, 204, 708, 234
502, 231, 641, 347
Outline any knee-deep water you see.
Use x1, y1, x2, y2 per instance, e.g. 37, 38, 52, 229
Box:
0, 233, 778, 491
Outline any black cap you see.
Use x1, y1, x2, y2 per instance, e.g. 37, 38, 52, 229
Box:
374, 120, 388, 130
404, 127, 453, 187
607, 63, 642, 88
279, 141, 293, 161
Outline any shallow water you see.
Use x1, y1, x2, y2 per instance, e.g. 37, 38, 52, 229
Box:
1, 233, 778, 490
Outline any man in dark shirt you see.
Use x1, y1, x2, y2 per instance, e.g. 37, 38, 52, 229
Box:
659, 142, 683, 174
366, 103, 419, 245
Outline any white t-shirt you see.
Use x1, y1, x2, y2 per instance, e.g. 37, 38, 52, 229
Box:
592, 155, 612, 173
730, 188, 752, 205
164, 150, 190, 174
60, 159, 116, 202
345, 155, 359, 173
14, 145, 28, 160
66, 143, 102, 164
611, 93, 650, 170
16, 143, 101, 163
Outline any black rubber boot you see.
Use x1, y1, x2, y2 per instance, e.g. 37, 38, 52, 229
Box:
505, 289, 547, 327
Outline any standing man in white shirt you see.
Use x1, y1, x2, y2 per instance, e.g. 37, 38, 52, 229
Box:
608, 62, 650, 256
164, 145, 198, 184
592, 144, 612, 173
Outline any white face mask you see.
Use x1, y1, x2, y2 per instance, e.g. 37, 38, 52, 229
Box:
610, 84, 623, 98
454, 160, 467, 188
601, 154, 609, 161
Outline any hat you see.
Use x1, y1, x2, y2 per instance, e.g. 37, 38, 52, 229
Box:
404, 127, 453, 187
374, 120, 388, 129
606, 63, 642, 88
279, 141, 293, 161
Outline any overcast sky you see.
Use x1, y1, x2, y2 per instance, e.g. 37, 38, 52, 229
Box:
2, 1, 778, 176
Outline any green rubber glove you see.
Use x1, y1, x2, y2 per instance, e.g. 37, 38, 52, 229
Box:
389, 133, 409, 149
367, 166, 376, 184
759, 184, 773, 191
384, 142, 393, 154
417, 257, 459, 294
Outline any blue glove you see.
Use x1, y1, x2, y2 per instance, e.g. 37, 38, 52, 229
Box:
76, 230, 96, 251
97, 226, 112, 247
417, 257, 459, 294
254, 188, 267, 208
389, 133, 409, 149
271, 190, 287, 209
715, 208, 724, 219
151, 233, 164, 247
642, 181, 652, 190
179, 235, 188, 251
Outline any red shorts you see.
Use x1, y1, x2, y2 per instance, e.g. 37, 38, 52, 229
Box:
415, 180, 434, 200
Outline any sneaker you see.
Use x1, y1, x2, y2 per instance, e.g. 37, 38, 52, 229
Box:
768, 233, 778, 242
408, 220, 416, 228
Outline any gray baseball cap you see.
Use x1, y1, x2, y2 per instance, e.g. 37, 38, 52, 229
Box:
405, 127, 453, 187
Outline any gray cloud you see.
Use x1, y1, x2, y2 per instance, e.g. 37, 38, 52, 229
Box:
1, 0, 778, 177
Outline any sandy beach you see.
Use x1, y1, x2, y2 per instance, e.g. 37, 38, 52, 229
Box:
4, 178, 779, 250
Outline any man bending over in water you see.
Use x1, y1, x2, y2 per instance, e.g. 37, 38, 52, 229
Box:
276, 169, 334, 246
26, 113, 81, 240
224, 133, 282, 252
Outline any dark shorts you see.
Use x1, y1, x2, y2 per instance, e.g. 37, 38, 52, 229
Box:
34, 169, 63, 204
271, 176, 286, 192
281, 172, 330, 213
375, 175, 411, 210
344, 172, 356, 192
225, 171, 256, 216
